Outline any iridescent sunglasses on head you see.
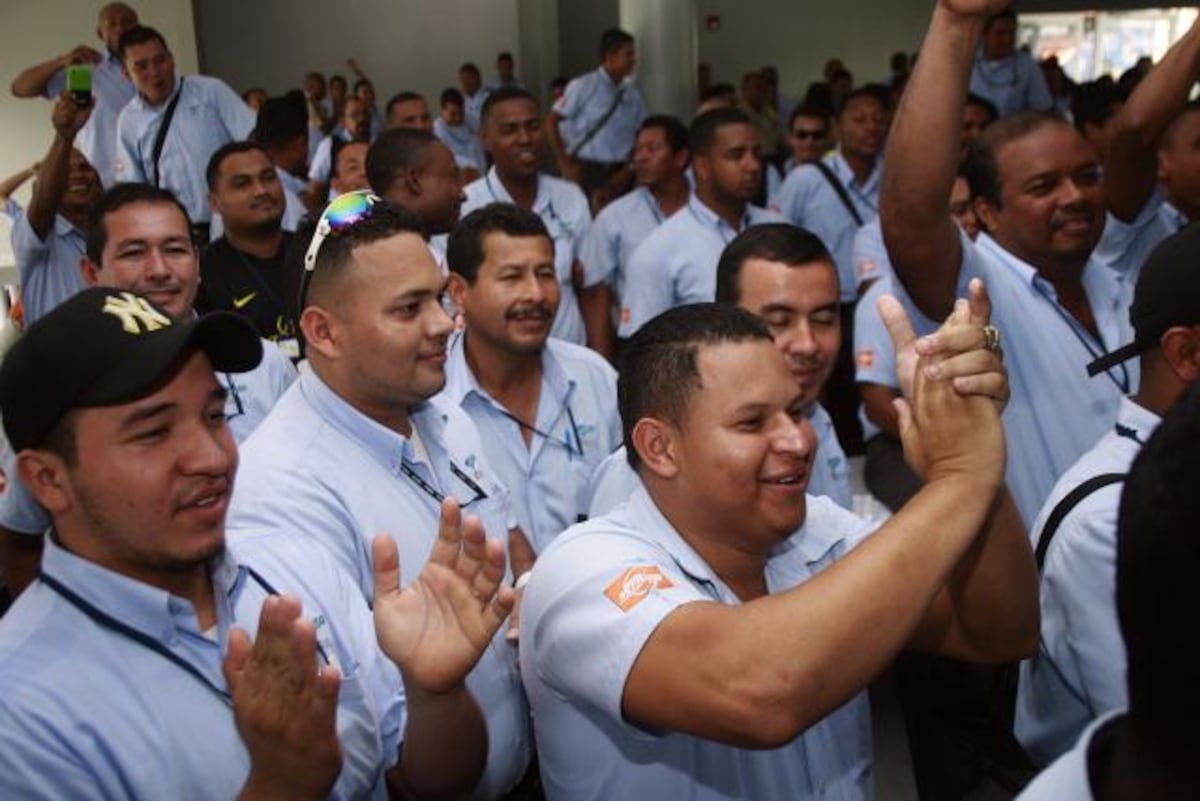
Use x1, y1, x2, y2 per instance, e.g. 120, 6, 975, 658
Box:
299, 190, 384, 306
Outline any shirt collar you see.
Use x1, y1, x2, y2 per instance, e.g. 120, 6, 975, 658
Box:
829, 149, 882, 193
298, 362, 445, 475
624, 485, 854, 600
39, 533, 244, 644
444, 332, 574, 409
483, 166, 550, 214
688, 194, 750, 236
1116, 396, 1161, 442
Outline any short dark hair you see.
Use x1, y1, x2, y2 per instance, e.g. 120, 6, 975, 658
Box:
386, 91, 425, 119
1070, 82, 1120, 135
498, 51, 514, 64
639, 114, 689, 153
689, 107, 752, 157
252, 93, 308, 150
329, 74, 347, 89
788, 103, 831, 131
301, 201, 428, 308
1117, 380, 1200, 733
983, 7, 1018, 30
353, 78, 372, 94
715, 224, 835, 305
459, 62, 481, 76
618, 304, 772, 470
600, 28, 634, 58
481, 86, 538, 127
117, 25, 167, 61
330, 139, 367, 182
446, 203, 551, 284
1160, 101, 1200, 150
965, 92, 1000, 126
964, 111, 1073, 208
365, 128, 438, 195
440, 87, 464, 107
205, 141, 270, 191
839, 85, 889, 117
86, 184, 192, 264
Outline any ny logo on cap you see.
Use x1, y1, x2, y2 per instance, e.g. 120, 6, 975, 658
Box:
102, 292, 172, 335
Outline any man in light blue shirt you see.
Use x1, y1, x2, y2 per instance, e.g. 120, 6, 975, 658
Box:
619, 108, 786, 338
228, 198, 534, 800
0, 286, 506, 801
114, 26, 255, 230
1018, 381, 1200, 801
0, 183, 296, 599
548, 28, 647, 207
579, 114, 691, 352
882, 1, 1148, 525
461, 87, 594, 349
9, 2, 139, 188
523, 303, 1036, 800
1016, 224, 1200, 766
443, 204, 622, 555
458, 63, 491, 134
968, 9, 1053, 117
11, 92, 102, 324
773, 88, 886, 304
434, 88, 487, 175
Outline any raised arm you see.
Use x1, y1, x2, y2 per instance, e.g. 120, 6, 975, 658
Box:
620, 295, 1010, 749
10, 45, 99, 99
27, 93, 91, 240
1105, 15, 1200, 222
881, 0, 1004, 319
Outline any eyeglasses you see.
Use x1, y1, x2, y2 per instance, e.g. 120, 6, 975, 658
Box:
299, 190, 383, 307
791, 129, 827, 141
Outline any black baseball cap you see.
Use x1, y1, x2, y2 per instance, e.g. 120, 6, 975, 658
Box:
0, 288, 262, 452
1087, 223, 1200, 378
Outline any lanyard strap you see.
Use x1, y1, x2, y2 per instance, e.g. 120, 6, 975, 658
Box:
40, 571, 233, 707
400, 460, 489, 506
495, 403, 584, 458
1032, 281, 1131, 394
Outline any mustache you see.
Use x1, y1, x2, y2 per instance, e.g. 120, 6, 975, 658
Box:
507, 302, 553, 321
1050, 208, 1095, 231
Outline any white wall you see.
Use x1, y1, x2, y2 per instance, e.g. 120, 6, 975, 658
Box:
695, 0, 934, 104
193, 0, 525, 112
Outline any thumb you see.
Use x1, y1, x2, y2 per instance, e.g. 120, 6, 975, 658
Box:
371, 535, 401, 606
222, 627, 252, 693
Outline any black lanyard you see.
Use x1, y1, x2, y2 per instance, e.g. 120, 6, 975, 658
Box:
641, 189, 663, 224
1032, 281, 1131, 394
485, 174, 574, 241
399, 460, 489, 507
40, 566, 327, 707
495, 403, 584, 458
222, 373, 246, 420
687, 204, 743, 245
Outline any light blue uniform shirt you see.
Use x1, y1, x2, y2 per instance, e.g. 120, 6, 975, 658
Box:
0, 535, 404, 800
619, 196, 786, 337
773, 151, 882, 303
587, 401, 851, 518
1090, 191, 1174, 295
442, 333, 621, 552
228, 364, 531, 801
1016, 712, 1124, 801
0, 339, 296, 536
552, 67, 647, 163
852, 217, 892, 291
579, 185, 677, 301
521, 487, 876, 801
957, 231, 1135, 525
1015, 398, 1157, 766
461, 167, 593, 345
464, 88, 490, 134
44, 52, 135, 188
969, 50, 1054, 117
434, 117, 486, 171
10, 212, 86, 325
115, 75, 255, 223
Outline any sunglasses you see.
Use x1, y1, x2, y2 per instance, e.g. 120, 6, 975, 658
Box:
792, 129, 828, 141
299, 190, 384, 307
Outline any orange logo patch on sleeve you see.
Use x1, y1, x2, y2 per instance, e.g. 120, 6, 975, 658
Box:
857, 260, 877, 280
620, 307, 631, 324
604, 566, 674, 612
856, 349, 875, 369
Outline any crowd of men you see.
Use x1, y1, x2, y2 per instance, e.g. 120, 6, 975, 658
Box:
0, 1, 1197, 799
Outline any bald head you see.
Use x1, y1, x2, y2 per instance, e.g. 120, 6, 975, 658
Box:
98, 3, 138, 54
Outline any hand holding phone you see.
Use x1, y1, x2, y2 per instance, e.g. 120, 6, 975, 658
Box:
66, 65, 92, 107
